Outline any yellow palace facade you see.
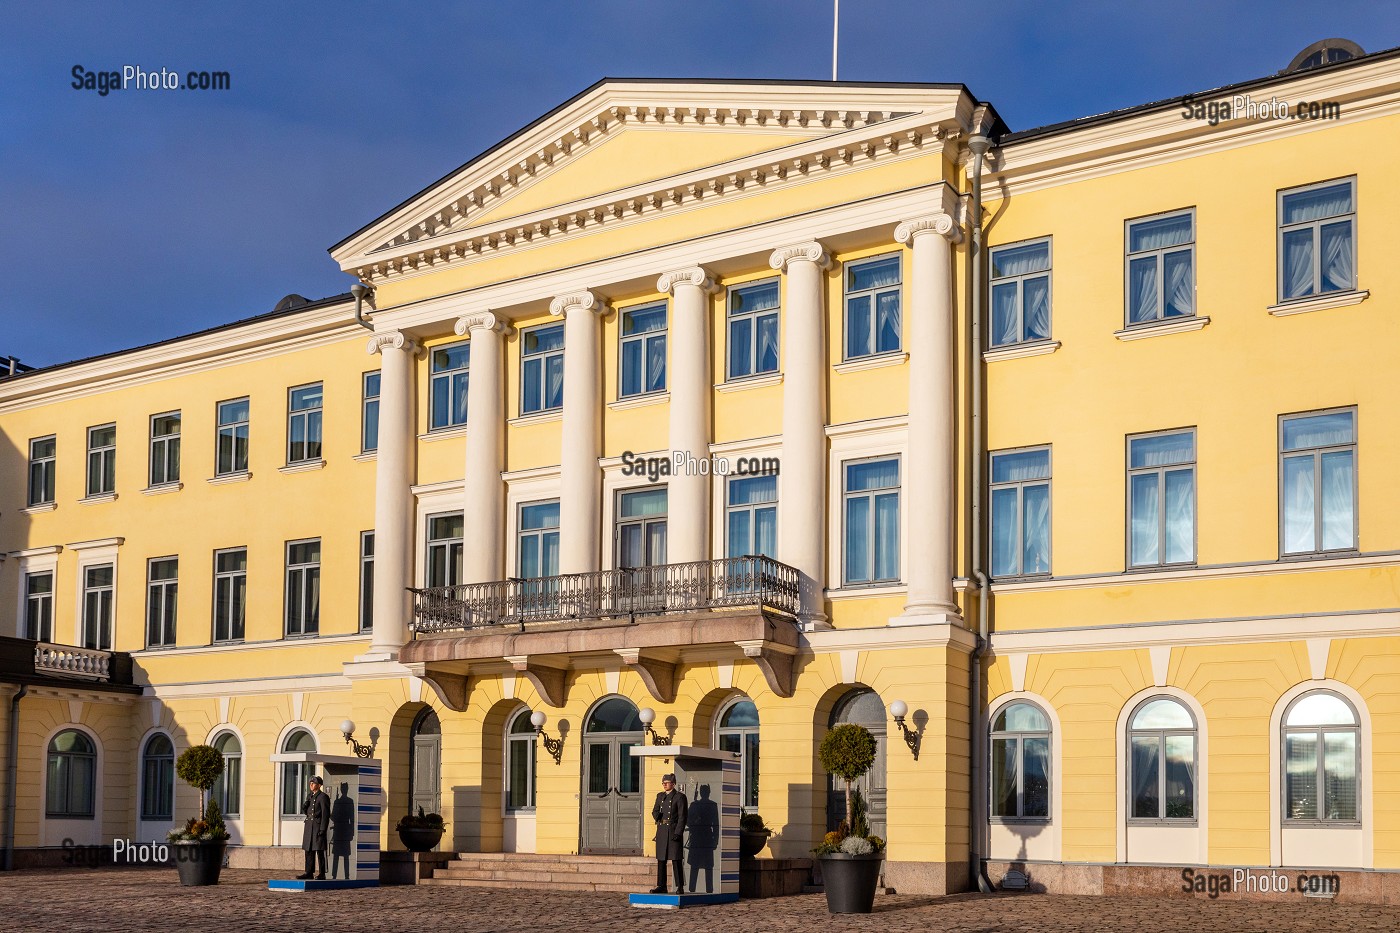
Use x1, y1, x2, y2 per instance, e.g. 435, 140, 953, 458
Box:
3, 42, 1400, 899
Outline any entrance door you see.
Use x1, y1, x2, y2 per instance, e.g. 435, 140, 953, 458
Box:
826, 688, 887, 840
410, 708, 442, 817
580, 698, 645, 854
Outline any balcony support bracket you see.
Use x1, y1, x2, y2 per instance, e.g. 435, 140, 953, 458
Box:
506, 655, 567, 708
736, 639, 797, 698
406, 663, 471, 712
615, 649, 677, 704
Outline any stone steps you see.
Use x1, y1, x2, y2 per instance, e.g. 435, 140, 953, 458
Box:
419, 852, 656, 892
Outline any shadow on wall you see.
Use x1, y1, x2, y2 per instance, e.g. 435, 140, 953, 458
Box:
453, 785, 482, 852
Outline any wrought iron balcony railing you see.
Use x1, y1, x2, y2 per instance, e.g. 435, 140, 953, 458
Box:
409, 555, 800, 636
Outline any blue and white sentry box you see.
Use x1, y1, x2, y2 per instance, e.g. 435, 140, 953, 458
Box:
267, 753, 382, 892
628, 745, 741, 909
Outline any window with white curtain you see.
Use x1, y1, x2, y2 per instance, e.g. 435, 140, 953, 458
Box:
28, 435, 56, 506
286, 383, 323, 464
1127, 430, 1196, 568
844, 255, 902, 359
86, 423, 116, 497
1128, 697, 1197, 822
990, 448, 1051, 578
506, 708, 537, 810
616, 488, 668, 568
990, 702, 1051, 820
426, 513, 464, 587
1282, 691, 1359, 823
1278, 178, 1356, 302
619, 303, 668, 397
726, 475, 777, 559
280, 729, 317, 816
1125, 210, 1195, 325
990, 239, 1052, 346
284, 539, 321, 637
727, 280, 780, 379
843, 457, 900, 585
430, 341, 470, 430
715, 698, 760, 811
521, 323, 565, 415
210, 732, 242, 817
517, 501, 561, 611
1280, 409, 1356, 555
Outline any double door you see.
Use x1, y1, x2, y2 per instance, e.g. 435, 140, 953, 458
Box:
580, 735, 644, 854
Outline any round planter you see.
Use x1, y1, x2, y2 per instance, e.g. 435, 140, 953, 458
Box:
172, 840, 227, 886
739, 829, 771, 861
819, 852, 884, 914
397, 825, 444, 852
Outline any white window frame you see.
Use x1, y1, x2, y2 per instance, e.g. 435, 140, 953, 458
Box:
618, 301, 668, 398
843, 253, 903, 360
85, 423, 116, 497
284, 538, 321, 637
27, 435, 56, 507
215, 397, 250, 476
286, 382, 324, 465
1277, 176, 1357, 302
149, 411, 181, 488
1124, 208, 1196, 326
520, 323, 565, 415
212, 546, 247, 643
989, 237, 1053, 347
145, 556, 178, 649
726, 278, 781, 380
1279, 406, 1358, 557
1126, 428, 1197, 569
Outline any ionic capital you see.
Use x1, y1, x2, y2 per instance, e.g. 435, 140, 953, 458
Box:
453, 311, 513, 337
768, 241, 832, 272
548, 290, 607, 317
656, 266, 719, 296
895, 212, 963, 246
366, 330, 420, 356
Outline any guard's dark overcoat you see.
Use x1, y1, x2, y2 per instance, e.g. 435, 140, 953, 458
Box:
301, 788, 331, 851
651, 788, 688, 861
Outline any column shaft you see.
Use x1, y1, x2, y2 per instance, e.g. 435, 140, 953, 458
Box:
659, 268, 716, 565
368, 331, 418, 658
551, 293, 604, 574
459, 313, 510, 584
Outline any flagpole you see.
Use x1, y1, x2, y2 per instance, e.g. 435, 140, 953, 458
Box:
832, 0, 840, 81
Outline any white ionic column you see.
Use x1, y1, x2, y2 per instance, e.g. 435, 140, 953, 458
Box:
455, 311, 512, 584
894, 211, 963, 622
366, 330, 419, 658
657, 267, 718, 565
769, 242, 831, 626
549, 291, 605, 574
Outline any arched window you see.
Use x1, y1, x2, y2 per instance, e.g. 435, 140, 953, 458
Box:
140, 734, 175, 821
990, 702, 1050, 820
586, 697, 642, 733
715, 698, 759, 811
1128, 697, 1196, 821
210, 732, 242, 818
46, 730, 95, 819
506, 709, 536, 811
280, 729, 318, 816
1283, 691, 1359, 823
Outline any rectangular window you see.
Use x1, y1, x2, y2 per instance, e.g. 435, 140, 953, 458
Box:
990, 239, 1052, 346
843, 457, 900, 585
82, 564, 114, 650
615, 488, 668, 568
1280, 408, 1357, 555
27, 436, 55, 506
990, 447, 1051, 577
521, 324, 565, 415
362, 371, 381, 452
359, 531, 374, 633
727, 279, 780, 379
426, 513, 464, 587
518, 501, 561, 578
726, 475, 777, 558
619, 303, 668, 397
86, 423, 116, 497
1127, 430, 1196, 568
149, 412, 181, 487
24, 572, 54, 642
213, 548, 247, 643
1125, 210, 1195, 325
146, 558, 178, 648
286, 383, 323, 464
429, 342, 469, 430
1279, 178, 1356, 301
284, 539, 321, 637
844, 255, 902, 359
216, 397, 250, 475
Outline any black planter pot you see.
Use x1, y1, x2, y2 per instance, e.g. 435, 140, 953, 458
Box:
739, 829, 771, 861
397, 826, 445, 852
819, 853, 884, 914
173, 840, 227, 886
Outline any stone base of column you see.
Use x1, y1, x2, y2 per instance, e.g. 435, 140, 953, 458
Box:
797, 612, 832, 633
889, 609, 965, 628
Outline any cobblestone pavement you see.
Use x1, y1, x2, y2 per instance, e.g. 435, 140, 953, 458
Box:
3, 868, 1400, 933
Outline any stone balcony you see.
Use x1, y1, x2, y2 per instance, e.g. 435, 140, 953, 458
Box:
0, 635, 137, 694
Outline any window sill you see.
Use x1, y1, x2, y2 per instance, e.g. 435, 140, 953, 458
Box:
1282, 820, 1362, 829
1114, 316, 1210, 341
278, 459, 326, 475
419, 425, 467, 442
834, 352, 908, 374
1268, 289, 1369, 317
1125, 562, 1198, 575
352, 451, 378, 462
142, 483, 183, 496
1279, 548, 1359, 562
1127, 819, 1199, 828
509, 410, 563, 428
983, 340, 1061, 363
22, 502, 57, 514
989, 817, 1052, 826
827, 583, 906, 600
609, 391, 669, 411
207, 471, 252, 485
79, 492, 118, 505
716, 373, 783, 393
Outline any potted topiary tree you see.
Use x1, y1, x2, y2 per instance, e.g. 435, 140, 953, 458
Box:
396, 807, 447, 852
738, 813, 772, 861
814, 723, 885, 913
167, 744, 230, 886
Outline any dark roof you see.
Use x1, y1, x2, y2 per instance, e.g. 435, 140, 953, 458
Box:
328, 76, 974, 254
2, 292, 353, 384
1001, 43, 1400, 145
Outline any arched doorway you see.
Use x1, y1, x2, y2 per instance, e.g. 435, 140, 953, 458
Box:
581, 697, 644, 854
826, 688, 887, 840
410, 708, 442, 818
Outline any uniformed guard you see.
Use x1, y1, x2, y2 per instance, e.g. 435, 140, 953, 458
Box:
297, 775, 331, 880
649, 772, 688, 894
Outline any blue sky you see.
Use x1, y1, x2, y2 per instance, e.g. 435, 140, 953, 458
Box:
2, 1, 1397, 368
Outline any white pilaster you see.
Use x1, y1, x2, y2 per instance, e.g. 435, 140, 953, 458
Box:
456, 311, 512, 584
365, 330, 419, 659
769, 242, 831, 626
893, 207, 963, 623
657, 266, 718, 565
549, 291, 606, 574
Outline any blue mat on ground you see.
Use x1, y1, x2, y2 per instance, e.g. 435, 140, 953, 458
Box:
628, 892, 739, 909
268, 879, 379, 891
